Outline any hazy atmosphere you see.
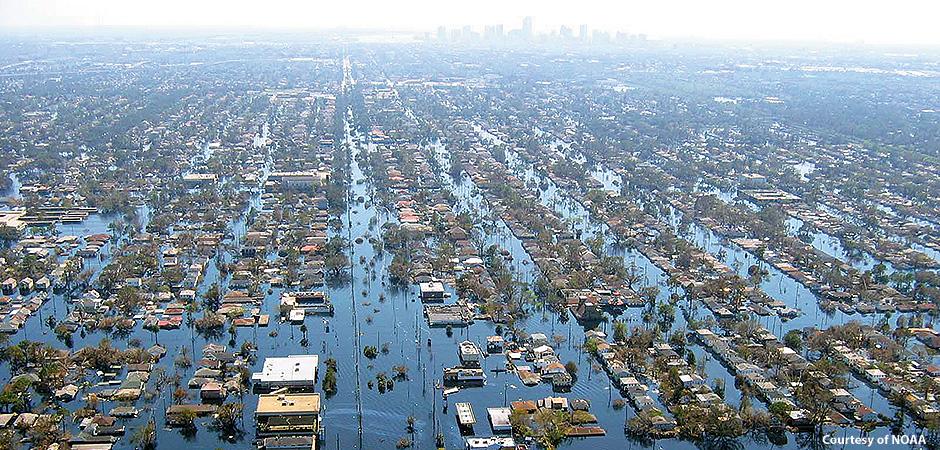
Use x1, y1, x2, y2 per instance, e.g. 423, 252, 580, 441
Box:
1, 0, 939, 44
1, 2, 939, 450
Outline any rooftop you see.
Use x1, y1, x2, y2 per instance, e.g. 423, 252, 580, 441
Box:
256, 393, 321, 416
251, 355, 319, 387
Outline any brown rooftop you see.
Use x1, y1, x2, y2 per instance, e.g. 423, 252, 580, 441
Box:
256, 393, 321, 416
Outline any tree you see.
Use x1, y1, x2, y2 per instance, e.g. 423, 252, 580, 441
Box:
322, 362, 338, 397
564, 361, 578, 378
213, 402, 243, 433
783, 329, 803, 352
324, 254, 349, 278
131, 418, 156, 450
173, 387, 189, 404
392, 365, 409, 380
0, 378, 31, 412
115, 286, 142, 315
203, 282, 221, 309
612, 321, 627, 342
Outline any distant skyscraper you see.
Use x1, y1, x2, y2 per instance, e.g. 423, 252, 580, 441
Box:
579, 24, 589, 41
560, 25, 573, 40
495, 24, 504, 38
616, 31, 629, 45
523, 16, 533, 37
437, 26, 446, 41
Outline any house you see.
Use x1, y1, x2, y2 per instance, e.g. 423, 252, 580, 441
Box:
570, 398, 591, 411
552, 373, 573, 391
585, 330, 607, 341
486, 336, 505, 353
679, 374, 705, 388
538, 396, 569, 410
148, 345, 167, 361
854, 405, 879, 422
20, 277, 33, 295
530, 345, 554, 359
541, 362, 566, 378
55, 384, 79, 401
35, 277, 50, 291
183, 173, 218, 186
647, 410, 677, 432
631, 394, 655, 408
653, 343, 679, 360
735, 362, 763, 376
509, 401, 537, 413
419, 281, 446, 302
865, 368, 886, 382
529, 333, 549, 346
787, 409, 811, 427
619, 376, 641, 390
695, 392, 722, 405
166, 404, 217, 424
200, 382, 226, 401
2, 278, 17, 294
829, 388, 852, 404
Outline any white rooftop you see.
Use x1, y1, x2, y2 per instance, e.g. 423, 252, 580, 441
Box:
251, 355, 318, 387
419, 281, 445, 293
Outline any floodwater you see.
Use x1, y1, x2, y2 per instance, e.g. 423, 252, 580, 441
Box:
0, 116, 932, 450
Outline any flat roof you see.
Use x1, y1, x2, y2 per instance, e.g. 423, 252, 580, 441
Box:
252, 355, 318, 386
256, 393, 321, 416
420, 281, 445, 292
262, 435, 316, 450
487, 407, 511, 429
455, 402, 475, 425
182, 173, 217, 180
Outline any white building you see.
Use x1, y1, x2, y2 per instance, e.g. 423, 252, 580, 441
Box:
466, 437, 516, 450
251, 355, 319, 391
487, 407, 512, 433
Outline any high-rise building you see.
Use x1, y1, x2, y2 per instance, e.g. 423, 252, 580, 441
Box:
495, 24, 504, 38
593, 30, 611, 45
579, 24, 589, 42
616, 31, 629, 45
560, 25, 573, 40
523, 16, 533, 37
437, 26, 447, 41
484, 25, 496, 40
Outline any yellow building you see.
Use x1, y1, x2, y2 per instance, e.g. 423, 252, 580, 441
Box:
255, 393, 321, 438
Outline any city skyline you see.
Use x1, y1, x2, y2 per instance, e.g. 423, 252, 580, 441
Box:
1, 0, 939, 46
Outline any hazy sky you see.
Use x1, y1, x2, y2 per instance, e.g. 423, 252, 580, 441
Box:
1, 0, 938, 45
